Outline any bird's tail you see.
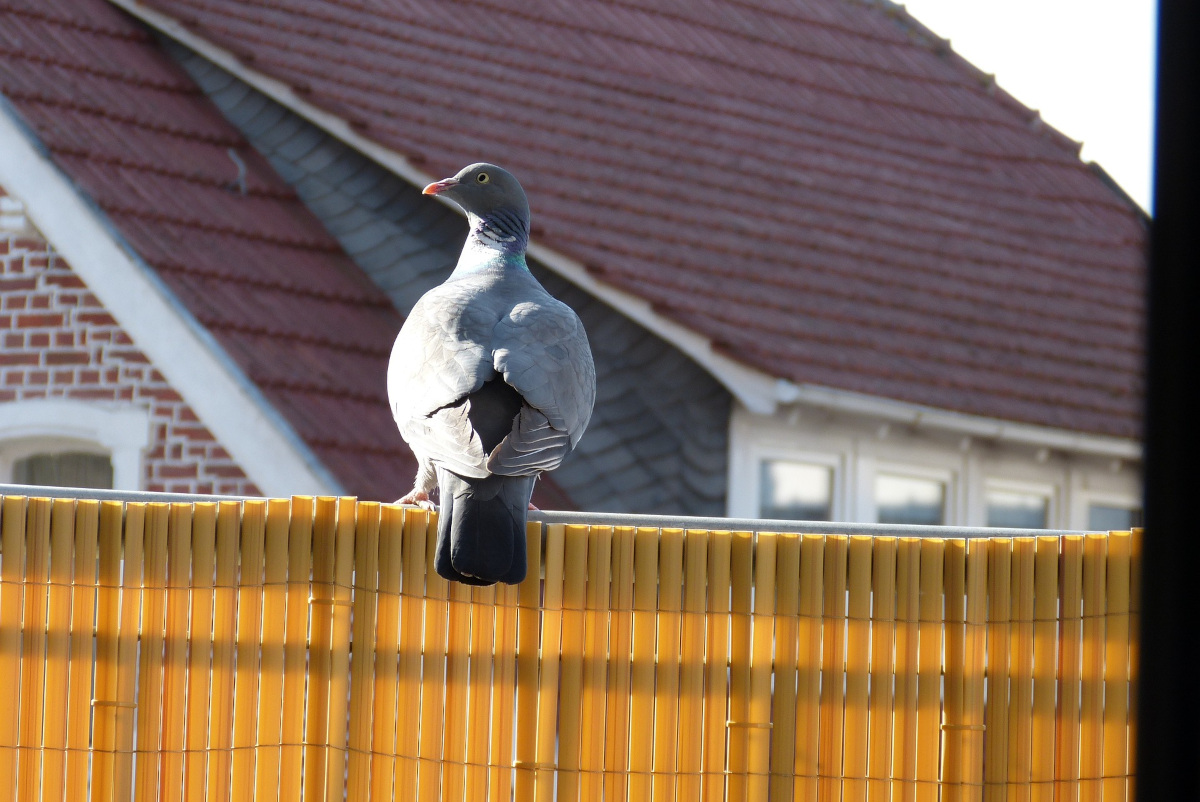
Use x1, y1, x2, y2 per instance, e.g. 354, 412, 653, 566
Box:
434, 467, 535, 585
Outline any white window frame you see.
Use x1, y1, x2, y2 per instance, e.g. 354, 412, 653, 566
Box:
1077, 490, 1143, 531
750, 448, 844, 522
871, 462, 957, 526
983, 478, 1058, 529
0, 399, 150, 490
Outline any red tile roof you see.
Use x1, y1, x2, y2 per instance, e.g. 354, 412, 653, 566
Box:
128, 0, 1145, 439
0, 0, 421, 499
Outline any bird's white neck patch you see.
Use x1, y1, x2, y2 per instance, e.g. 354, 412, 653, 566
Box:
468, 209, 529, 254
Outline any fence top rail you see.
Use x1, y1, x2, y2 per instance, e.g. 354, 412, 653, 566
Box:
528, 509, 1095, 538
0, 482, 253, 504
0, 482, 1103, 538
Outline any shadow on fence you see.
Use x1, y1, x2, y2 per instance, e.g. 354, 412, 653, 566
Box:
0, 490, 1138, 801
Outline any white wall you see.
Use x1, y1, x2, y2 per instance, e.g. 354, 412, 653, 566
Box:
728, 401, 1141, 530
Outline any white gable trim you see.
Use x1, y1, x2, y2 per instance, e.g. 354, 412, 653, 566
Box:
109, 0, 1141, 462
774, 380, 1141, 460
0, 102, 341, 497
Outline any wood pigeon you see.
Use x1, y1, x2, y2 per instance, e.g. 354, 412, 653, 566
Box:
387, 163, 596, 585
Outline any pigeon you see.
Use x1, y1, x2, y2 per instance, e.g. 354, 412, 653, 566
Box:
387, 163, 596, 585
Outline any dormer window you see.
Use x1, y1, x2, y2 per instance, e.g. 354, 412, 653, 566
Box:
759, 459, 833, 521
986, 485, 1052, 529
1087, 503, 1143, 531
11, 451, 113, 489
0, 400, 149, 491
875, 473, 946, 525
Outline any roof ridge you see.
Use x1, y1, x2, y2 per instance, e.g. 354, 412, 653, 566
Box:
866, 0, 1087, 158
1087, 160, 1150, 218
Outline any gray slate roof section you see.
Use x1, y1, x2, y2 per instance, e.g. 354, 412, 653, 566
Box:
169, 39, 731, 516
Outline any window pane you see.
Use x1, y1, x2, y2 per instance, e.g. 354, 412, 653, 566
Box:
1088, 504, 1143, 530
13, 452, 114, 490
759, 460, 832, 521
987, 490, 1049, 529
876, 474, 945, 525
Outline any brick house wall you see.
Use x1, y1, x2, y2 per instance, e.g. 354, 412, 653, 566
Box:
1, 186, 261, 495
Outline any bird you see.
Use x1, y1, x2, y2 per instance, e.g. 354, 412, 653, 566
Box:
387, 162, 596, 585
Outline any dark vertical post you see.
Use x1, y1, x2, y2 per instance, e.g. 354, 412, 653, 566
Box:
1139, 0, 1200, 797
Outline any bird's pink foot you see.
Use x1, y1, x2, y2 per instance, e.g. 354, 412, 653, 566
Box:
528, 502, 539, 511
397, 489, 438, 511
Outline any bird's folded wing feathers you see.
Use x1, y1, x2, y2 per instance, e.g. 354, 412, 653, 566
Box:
388, 281, 496, 422
400, 403, 491, 479
491, 298, 596, 448
486, 405, 572, 474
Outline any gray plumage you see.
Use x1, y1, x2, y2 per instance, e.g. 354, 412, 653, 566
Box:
387, 163, 596, 585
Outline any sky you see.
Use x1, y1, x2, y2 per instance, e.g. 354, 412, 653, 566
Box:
899, 0, 1158, 212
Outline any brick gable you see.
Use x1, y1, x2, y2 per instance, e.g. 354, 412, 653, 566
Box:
1, 193, 261, 495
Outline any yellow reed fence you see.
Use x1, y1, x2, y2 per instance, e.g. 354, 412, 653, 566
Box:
0, 493, 1139, 801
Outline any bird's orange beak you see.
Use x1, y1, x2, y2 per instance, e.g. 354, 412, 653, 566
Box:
422, 177, 459, 195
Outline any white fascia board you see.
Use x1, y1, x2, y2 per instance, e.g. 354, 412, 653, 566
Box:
113, 0, 1142, 462
774, 379, 1142, 460
0, 99, 342, 497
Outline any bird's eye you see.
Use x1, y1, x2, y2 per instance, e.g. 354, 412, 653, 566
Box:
476, 172, 490, 184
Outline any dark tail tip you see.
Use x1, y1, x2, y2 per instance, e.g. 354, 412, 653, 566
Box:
434, 471, 533, 585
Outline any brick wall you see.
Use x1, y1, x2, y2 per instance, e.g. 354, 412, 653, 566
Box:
0, 191, 261, 495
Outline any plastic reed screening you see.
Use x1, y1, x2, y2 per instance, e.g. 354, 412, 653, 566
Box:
0, 493, 1138, 802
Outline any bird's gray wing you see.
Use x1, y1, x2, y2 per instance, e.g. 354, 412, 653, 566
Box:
487, 294, 596, 475
387, 280, 498, 479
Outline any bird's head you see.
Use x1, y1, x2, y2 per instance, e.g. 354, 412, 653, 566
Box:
423, 163, 530, 252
